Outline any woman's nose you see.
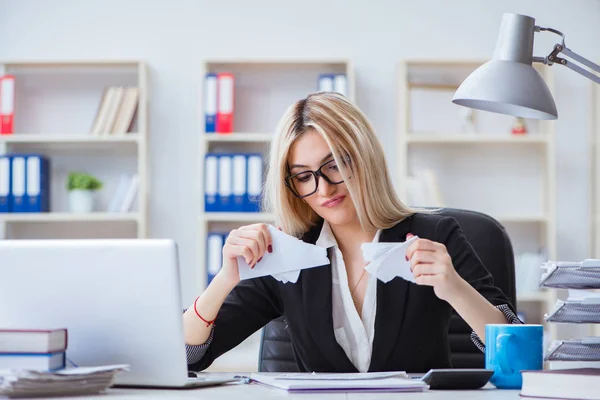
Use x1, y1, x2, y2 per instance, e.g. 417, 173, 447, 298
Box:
317, 176, 336, 197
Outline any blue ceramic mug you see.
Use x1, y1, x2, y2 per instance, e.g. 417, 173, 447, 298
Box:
485, 324, 543, 389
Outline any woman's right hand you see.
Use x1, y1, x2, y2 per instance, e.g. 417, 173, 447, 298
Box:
218, 223, 273, 287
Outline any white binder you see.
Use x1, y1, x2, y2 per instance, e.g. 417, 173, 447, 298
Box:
247, 154, 263, 212
207, 233, 224, 285
232, 154, 247, 212
218, 155, 233, 211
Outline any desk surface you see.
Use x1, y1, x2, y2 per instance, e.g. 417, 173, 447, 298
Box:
65, 383, 521, 399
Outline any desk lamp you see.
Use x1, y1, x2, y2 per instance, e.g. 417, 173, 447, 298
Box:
452, 13, 600, 120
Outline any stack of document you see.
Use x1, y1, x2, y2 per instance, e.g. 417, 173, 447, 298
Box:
0, 365, 128, 398
249, 372, 429, 392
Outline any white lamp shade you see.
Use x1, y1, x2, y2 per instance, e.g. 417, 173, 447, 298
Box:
452, 13, 558, 120
452, 59, 558, 120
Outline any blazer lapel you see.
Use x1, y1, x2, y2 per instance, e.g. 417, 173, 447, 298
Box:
300, 220, 357, 372
369, 217, 413, 372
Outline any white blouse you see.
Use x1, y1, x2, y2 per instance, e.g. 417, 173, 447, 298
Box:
315, 221, 382, 373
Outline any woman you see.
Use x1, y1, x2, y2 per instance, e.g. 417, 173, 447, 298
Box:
183, 92, 519, 373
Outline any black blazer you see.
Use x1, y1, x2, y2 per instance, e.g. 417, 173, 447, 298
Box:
190, 213, 515, 373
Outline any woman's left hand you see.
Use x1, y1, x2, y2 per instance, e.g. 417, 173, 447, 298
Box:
405, 233, 465, 302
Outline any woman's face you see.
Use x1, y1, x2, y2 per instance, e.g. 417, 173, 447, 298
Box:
287, 130, 357, 227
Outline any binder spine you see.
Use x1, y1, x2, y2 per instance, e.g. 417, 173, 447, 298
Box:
204, 154, 218, 212
204, 73, 217, 133
246, 154, 263, 212
11, 156, 26, 213
0, 75, 15, 135
232, 154, 246, 212
0, 155, 11, 212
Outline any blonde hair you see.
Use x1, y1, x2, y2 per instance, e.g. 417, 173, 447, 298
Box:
264, 92, 416, 238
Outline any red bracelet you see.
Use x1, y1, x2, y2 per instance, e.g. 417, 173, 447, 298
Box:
193, 296, 216, 327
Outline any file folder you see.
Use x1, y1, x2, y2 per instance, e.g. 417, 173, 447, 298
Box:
0, 154, 11, 212
217, 154, 233, 211
246, 154, 263, 212
204, 154, 218, 212
540, 260, 600, 289
0, 75, 15, 135
206, 232, 224, 285
25, 155, 50, 213
318, 74, 334, 92
11, 156, 26, 213
232, 154, 247, 212
333, 74, 347, 97
204, 73, 217, 133
545, 338, 600, 362
216, 73, 234, 133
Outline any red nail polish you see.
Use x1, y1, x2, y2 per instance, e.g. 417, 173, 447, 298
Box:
251, 263, 255, 269
257, 257, 263, 263
405, 255, 409, 261
268, 245, 273, 253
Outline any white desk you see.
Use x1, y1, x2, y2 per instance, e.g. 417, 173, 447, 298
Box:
61, 383, 521, 399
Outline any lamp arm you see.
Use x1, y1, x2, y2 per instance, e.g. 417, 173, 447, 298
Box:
532, 25, 600, 85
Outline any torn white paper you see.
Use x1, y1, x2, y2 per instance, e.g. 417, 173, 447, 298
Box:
238, 225, 329, 283
362, 236, 419, 283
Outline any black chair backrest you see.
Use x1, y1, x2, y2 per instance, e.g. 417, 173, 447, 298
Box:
258, 208, 516, 372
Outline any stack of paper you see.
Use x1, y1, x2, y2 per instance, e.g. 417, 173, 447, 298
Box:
249, 372, 429, 392
0, 365, 128, 398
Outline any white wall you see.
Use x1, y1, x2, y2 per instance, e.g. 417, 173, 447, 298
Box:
1, 0, 599, 305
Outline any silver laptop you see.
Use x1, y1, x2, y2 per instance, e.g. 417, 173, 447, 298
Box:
0, 239, 235, 388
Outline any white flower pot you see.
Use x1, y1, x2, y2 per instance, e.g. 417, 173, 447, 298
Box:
68, 190, 95, 213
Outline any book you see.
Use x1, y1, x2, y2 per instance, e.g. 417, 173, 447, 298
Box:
0, 352, 65, 372
521, 368, 600, 399
90, 87, 113, 136
112, 87, 139, 135
0, 329, 67, 353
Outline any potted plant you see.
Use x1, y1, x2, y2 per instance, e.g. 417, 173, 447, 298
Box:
67, 172, 103, 213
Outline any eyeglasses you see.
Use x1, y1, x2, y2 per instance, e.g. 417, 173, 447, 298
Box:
285, 159, 345, 199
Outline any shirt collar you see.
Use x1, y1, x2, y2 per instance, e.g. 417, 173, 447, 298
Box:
315, 220, 382, 249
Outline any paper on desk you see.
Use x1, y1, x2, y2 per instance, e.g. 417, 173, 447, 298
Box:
238, 225, 329, 284
274, 372, 408, 380
361, 236, 419, 283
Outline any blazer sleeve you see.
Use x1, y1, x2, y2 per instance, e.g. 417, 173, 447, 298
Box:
435, 216, 517, 313
188, 276, 283, 371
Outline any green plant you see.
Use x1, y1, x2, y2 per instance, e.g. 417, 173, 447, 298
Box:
67, 172, 103, 191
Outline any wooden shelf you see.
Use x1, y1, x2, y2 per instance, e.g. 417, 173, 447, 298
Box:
0, 133, 141, 144
406, 134, 550, 144
0, 213, 141, 223
202, 213, 276, 222
2, 60, 142, 68
204, 133, 273, 143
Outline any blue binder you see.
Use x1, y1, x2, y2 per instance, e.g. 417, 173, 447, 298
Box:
232, 154, 247, 212
246, 153, 263, 212
206, 232, 224, 286
25, 154, 50, 213
204, 154, 218, 212
10, 156, 27, 213
205, 73, 218, 133
318, 74, 335, 92
0, 154, 11, 212
217, 154, 233, 212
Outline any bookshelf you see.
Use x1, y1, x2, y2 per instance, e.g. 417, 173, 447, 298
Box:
397, 59, 558, 340
0, 60, 148, 239
198, 59, 354, 372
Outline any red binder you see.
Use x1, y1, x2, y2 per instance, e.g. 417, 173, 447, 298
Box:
216, 73, 234, 134
0, 75, 15, 135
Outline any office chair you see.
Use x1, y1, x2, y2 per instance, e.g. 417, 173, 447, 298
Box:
258, 208, 517, 371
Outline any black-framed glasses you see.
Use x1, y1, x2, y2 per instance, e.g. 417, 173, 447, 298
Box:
284, 159, 345, 199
